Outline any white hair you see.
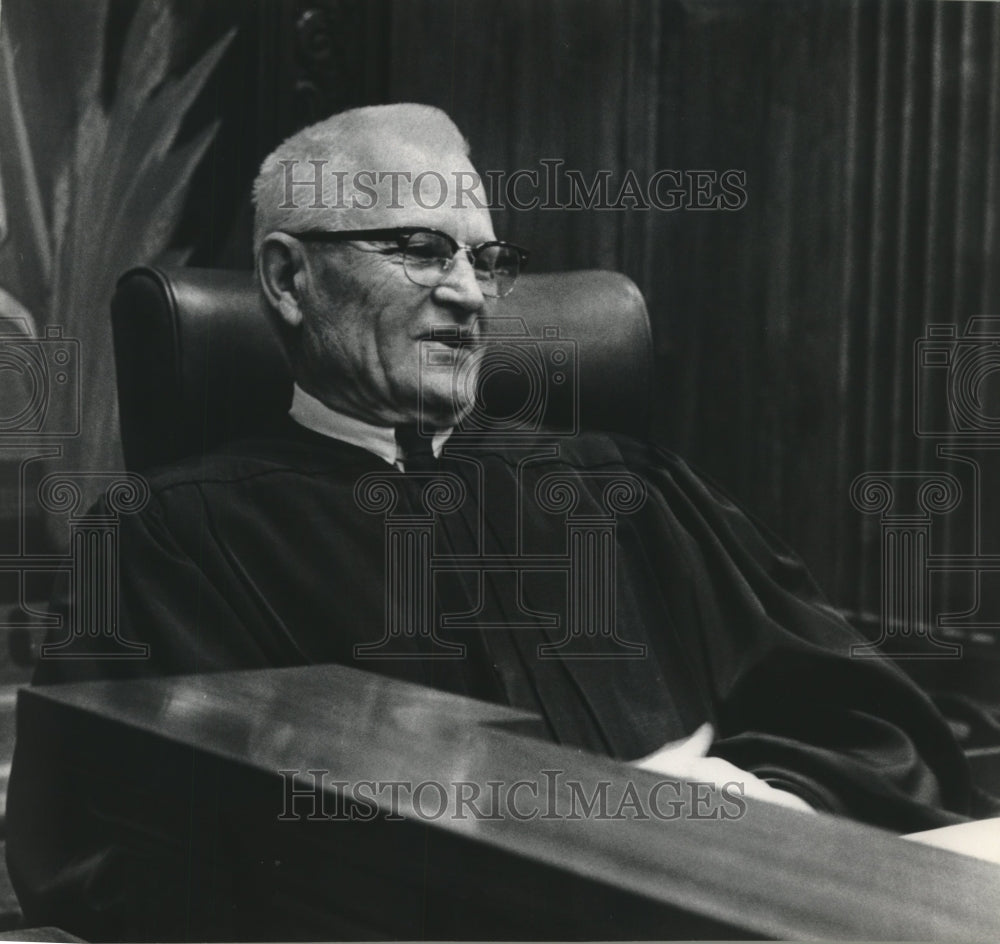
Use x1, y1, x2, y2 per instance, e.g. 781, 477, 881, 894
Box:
252, 104, 470, 257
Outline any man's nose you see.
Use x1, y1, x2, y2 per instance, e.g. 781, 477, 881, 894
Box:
431, 251, 485, 314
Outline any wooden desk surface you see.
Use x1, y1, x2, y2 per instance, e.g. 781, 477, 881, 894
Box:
12, 664, 1000, 940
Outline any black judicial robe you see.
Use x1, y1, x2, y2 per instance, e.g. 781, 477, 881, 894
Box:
7, 422, 983, 936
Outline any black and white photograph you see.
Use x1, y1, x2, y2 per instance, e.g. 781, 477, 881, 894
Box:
0, 0, 998, 940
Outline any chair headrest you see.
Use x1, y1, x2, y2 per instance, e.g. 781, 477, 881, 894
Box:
111, 266, 653, 471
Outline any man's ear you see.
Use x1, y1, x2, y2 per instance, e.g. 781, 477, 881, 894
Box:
257, 233, 308, 329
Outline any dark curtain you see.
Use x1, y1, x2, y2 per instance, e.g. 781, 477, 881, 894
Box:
379, 0, 1000, 693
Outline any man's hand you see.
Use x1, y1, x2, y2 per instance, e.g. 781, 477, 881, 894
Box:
634, 723, 815, 814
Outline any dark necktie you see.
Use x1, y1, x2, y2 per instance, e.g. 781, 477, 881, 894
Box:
394, 424, 438, 472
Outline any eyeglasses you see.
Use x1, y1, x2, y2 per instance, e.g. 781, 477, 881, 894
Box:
285, 226, 529, 298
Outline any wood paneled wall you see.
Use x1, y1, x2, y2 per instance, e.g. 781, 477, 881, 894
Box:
378, 1, 1000, 683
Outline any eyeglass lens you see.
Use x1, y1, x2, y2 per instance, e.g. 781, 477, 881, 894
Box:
402, 231, 520, 297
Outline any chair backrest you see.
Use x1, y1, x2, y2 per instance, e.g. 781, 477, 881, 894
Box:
111, 266, 654, 472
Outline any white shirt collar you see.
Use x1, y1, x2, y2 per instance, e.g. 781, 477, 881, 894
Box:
288, 384, 452, 469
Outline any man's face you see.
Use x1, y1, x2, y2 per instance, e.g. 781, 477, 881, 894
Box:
295, 150, 496, 429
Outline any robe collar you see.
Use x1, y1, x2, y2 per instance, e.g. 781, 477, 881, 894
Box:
288, 384, 452, 469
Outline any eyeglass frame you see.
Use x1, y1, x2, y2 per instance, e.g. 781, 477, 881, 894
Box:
281, 226, 530, 298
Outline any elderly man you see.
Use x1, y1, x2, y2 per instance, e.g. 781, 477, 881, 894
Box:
9, 104, 985, 935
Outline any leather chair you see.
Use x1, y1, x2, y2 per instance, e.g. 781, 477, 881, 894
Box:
111, 267, 653, 472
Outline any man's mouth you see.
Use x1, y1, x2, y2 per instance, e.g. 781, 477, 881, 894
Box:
418, 327, 479, 350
